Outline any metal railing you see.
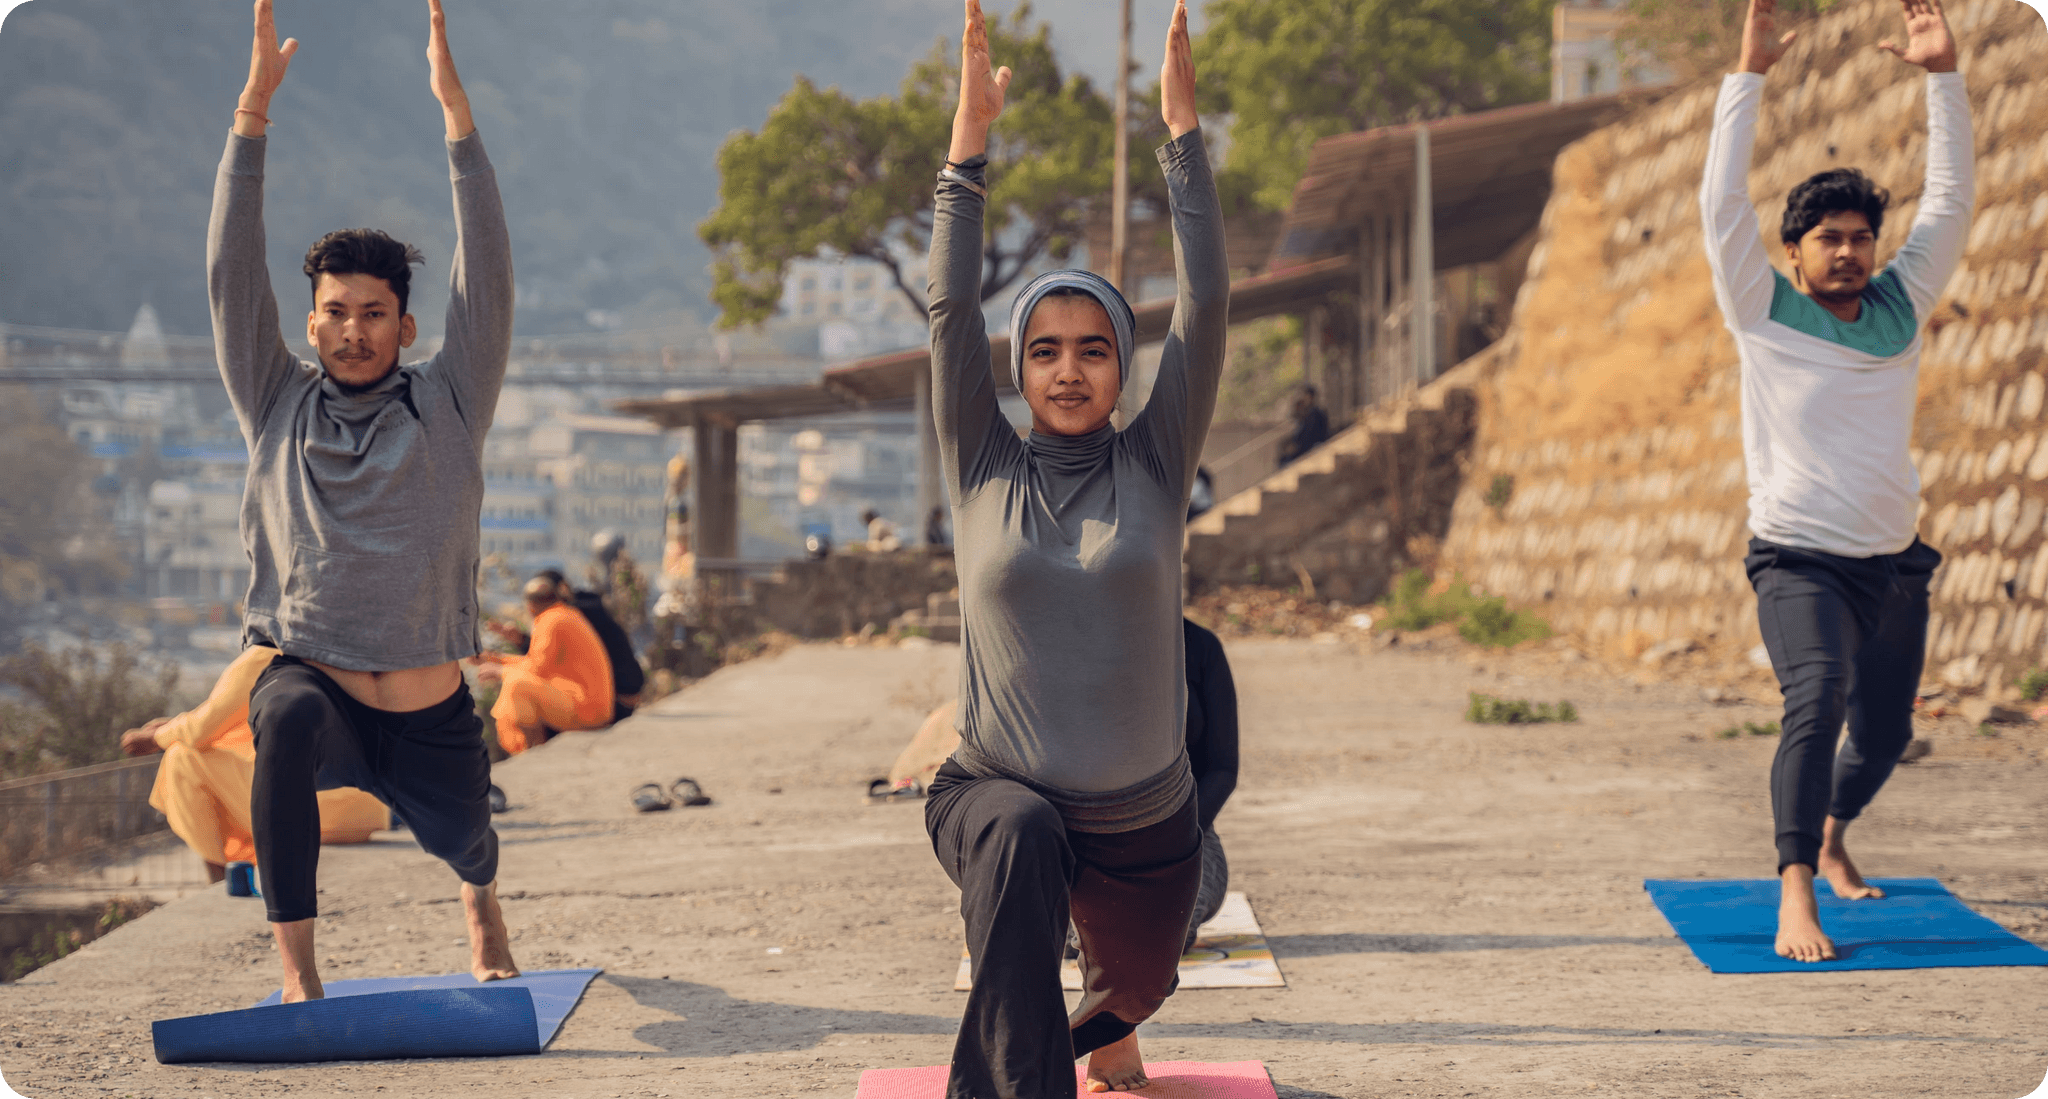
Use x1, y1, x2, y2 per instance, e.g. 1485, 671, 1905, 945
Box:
0, 757, 169, 881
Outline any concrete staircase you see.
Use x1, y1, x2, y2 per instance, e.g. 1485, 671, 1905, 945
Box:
1185, 357, 1487, 603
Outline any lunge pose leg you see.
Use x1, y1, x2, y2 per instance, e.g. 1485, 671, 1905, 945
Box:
211, 0, 518, 1001
924, 1, 1227, 1093
1701, 0, 1971, 962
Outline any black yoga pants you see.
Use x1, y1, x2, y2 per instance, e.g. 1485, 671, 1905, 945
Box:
248, 656, 498, 923
926, 761, 1201, 1099
1746, 536, 1940, 873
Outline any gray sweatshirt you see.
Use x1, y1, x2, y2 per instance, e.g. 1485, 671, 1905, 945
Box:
208, 132, 513, 672
929, 129, 1229, 831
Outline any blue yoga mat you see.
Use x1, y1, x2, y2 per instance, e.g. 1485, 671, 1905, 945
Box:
1645, 877, 2048, 974
152, 967, 602, 1064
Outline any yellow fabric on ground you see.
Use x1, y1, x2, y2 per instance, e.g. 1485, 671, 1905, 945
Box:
147, 646, 389, 864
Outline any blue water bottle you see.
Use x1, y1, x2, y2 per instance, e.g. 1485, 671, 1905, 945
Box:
225, 861, 260, 897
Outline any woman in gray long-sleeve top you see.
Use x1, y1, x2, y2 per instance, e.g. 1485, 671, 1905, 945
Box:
922, 1, 1227, 1094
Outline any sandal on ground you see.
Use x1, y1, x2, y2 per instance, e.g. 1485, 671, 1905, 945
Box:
670, 777, 712, 807
631, 782, 673, 812
866, 777, 924, 803
487, 784, 509, 814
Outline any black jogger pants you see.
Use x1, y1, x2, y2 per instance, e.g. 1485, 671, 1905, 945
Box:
1746, 536, 1940, 873
926, 760, 1201, 1099
249, 655, 498, 923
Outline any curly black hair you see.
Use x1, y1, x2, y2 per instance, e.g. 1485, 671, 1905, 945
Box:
1780, 168, 1890, 244
303, 229, 426, 314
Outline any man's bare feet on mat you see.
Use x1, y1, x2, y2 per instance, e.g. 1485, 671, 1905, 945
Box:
1819, 815, 1884, 899
273, 918, 326, 1002
465, 880, 520, 981
1775, 864, 1837, 963
1085, 1032, 1149, 1093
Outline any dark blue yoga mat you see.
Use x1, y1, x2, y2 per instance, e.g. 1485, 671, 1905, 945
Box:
152, 968, 602, 1064
1644, 877, 2048, 974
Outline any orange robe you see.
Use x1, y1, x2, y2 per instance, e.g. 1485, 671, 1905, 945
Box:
490, 603, 615, 755
148, 646, 390, 865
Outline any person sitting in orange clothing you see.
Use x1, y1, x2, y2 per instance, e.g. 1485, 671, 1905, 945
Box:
120, 646, 390, 884
472, 576, 615, 755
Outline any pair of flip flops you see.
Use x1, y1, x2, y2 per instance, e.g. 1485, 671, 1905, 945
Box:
866, 777, 924, 803
631, 777, 713, 812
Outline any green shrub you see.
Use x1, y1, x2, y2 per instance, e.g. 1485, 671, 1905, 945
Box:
1483, 473, 1515, 513
1714, 720, 1780, 738
2017, 668, 2048, 702
1466, 692, 1578, 725
1458, 598, 1552, 648
1379, 569, 1552, 648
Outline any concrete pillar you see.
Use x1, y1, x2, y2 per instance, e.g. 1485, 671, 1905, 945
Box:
1306, 302, 1328, 412
1358, 218, 1382, 409
691, 415, 740, 564
914, 369, 944, 546
1412, 122, 1436, 387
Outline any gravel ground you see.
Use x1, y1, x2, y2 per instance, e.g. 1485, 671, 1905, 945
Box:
2, 636, 2045, 1098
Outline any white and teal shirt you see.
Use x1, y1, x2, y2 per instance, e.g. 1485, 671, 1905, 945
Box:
1701, 71, 1973, 558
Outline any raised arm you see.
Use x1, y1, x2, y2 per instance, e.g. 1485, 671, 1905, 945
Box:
1876, 0, 1972, 319
1123, 0, 1229, 498
208, 0, 303, 433
1699, 0, 1796, 334
126, 646, 279, 756
928, 0, 1019, 501
421, 0, 512, 441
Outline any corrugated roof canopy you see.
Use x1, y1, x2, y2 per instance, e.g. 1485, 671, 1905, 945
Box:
1269, 91, 1659, 271
617, 256, 1354, 429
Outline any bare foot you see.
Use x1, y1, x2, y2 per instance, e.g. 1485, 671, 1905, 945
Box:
1775, 864, 1837, 963
1084, 1032, 1149, 1093
464, 880, 520, 982
1818, 815, 1884, 899
272, 918, 325, 1002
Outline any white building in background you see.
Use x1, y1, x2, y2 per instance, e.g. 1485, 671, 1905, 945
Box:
739, 412, 921, 555
780, 254, 928, 361
1552, 1, 1669, 103
479, 388, 676, 601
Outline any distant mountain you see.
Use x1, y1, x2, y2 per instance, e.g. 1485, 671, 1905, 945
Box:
0, 0, 1189, 339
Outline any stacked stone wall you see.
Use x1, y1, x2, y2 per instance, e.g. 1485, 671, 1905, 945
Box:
1440, 0, 2048, 695
744, 550, 957, 639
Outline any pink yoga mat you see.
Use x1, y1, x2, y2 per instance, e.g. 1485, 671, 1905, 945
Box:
855, 1060, 1276, 1099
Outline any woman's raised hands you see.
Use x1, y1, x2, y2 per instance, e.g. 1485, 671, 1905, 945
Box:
950, 0, 1013, 161
1160, 0, 1198, 139
234, 0, 299, 137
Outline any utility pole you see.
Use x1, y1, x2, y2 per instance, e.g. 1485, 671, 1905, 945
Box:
1108, 0, 1133, 294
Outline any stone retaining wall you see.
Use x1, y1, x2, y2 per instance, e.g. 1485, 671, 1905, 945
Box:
1440, 0, 2048, 696
744, 550, 957, 639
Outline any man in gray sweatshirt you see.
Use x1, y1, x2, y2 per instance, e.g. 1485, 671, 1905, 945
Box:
209, 0, 517, 1002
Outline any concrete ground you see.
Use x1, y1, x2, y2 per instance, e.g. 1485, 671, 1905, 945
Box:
3, 637, 2046, 1099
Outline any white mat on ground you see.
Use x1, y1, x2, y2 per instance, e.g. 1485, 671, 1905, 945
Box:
953, 892, 1285, 991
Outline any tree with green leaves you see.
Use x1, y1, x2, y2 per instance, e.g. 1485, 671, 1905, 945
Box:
1196, 0, 1554, 213
699, 3, 1123, 327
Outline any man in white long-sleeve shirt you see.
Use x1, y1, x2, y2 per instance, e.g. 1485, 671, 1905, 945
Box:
1702, 0, 1972, 963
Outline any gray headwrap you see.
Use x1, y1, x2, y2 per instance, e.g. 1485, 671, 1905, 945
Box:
1007, 269, 1137, 388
